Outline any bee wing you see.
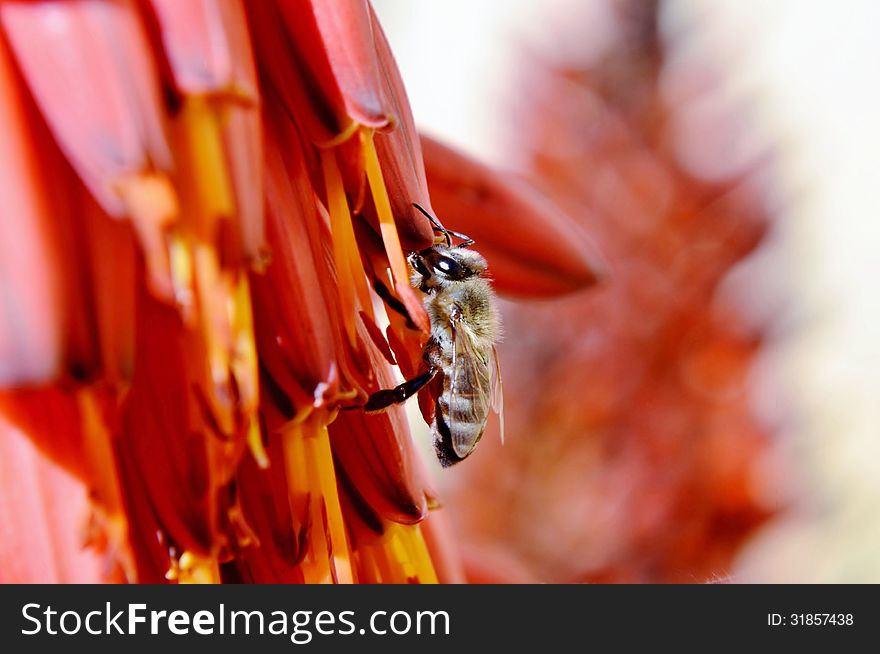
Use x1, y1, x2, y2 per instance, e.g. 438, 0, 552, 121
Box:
448, 311, 492, 459
490, 344, 504, 445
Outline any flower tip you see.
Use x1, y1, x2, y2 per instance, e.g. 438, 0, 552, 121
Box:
421, 134, 608, 297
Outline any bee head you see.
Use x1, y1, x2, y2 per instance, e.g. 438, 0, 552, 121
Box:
410, 246, 487, 289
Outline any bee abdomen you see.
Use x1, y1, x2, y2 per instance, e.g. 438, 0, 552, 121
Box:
437, 389, 486, 433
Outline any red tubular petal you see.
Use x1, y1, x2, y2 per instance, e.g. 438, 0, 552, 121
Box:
0, 0, 172, 216
0, 39, 63, 385
121, 282, 245, 557
0, 390, 87, 482
329, 317, 429, 525
222, 107, 265, 264
233, 434, 306, 583
329, 406, 428, 525
246, 1, 431, 248
308, 0, 387, 127
419, 510, 467, 584
260, 0, 391, 136
148, 0, 264, 263
246, 0, 349, 145
359, 8, 434, 251
148, 0, 255, 96
0, 419, 107, 582
114, 433, 174, 583
2, 29, 138, 386
251, 108, 342, 414
0, 387, 134, 580
421, 135, 608, 297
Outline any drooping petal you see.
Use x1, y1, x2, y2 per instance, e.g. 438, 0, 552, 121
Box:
246, 0, 375, 147
0, 40, 64, 385
0, 419, 109, 583
148, 0, 255, 96
356, 6, 435, 252
307, 0, 388, 128
422, 135, 607, 296
0, 386, 134, 580
1, 0, 173, 216
330, 408, 427, 525
252, 105, 346, 416
328, 308, 429, 524
233, 433, 306, 584
147, 0, 265, 263
120, 279, 245, 562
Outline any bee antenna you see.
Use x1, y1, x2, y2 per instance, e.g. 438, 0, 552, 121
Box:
412, 202, 452, 247
412, 203, 477, 249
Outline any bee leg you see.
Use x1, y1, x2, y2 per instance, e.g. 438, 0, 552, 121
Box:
363, 367, 438, 412
372, 279, 417, 329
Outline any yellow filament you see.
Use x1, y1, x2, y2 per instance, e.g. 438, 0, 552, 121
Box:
281, 423, 321, 581
320, 150, 357, 348
176, 551, 220, 584
246, 418, 269, 470
361, 129, 411, 291
168, 235, 195, 321
192, 243, 234, 434
282, 419, 354, 584
402, 525, 439, 584
353, 523, 439, 584
316, 119, 360, 149
180, 97, 234, 230
229, 275, 266, 466
230, 274, 258, 410
304, 423, 354, 584
321, 148, 375, 322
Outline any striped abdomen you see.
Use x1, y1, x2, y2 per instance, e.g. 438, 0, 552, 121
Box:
431, 344, 491, 467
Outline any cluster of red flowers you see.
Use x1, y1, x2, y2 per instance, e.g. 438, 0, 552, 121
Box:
0, 0, 600, 583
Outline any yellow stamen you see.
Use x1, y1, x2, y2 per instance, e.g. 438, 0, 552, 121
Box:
361, 129, 411, 292
304, 424, 354, 584
320, 150, 357, 349
316, 119, 360, 149
192, 243, 234, 434
177, 97, 234, 234
401, 524, 439, 584
282, 417, 354, 584
321, 147, 375, 321
168, 235, 195, 321
229, 274, 258, 406
246, 418, 269, 470
176, 551, 220, 584
352, 522, 439, 584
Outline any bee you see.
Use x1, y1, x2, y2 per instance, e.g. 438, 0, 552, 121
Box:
364, 204, 503, 466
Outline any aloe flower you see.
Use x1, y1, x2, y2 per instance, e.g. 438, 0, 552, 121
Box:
0, 0, 600, 583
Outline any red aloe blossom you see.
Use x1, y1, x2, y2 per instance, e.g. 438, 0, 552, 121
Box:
0, 0, 599, 583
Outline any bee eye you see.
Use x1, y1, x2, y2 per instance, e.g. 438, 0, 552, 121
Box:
433, 256, 464, 278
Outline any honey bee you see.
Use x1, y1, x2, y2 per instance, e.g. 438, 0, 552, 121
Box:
364, 204, 503, 466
